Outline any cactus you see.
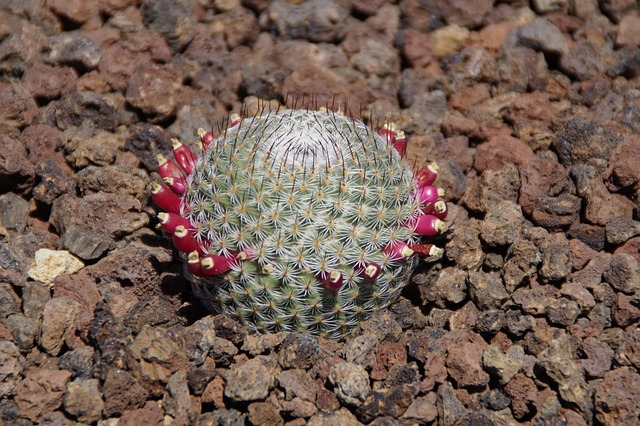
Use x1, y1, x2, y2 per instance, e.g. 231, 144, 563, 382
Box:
152, 108, 446, 339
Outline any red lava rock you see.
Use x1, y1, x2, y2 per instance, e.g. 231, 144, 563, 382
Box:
53, 274, 102, 343
600, 0, 638, 23
140, 0, 196, 52
371, 341, 407, 381
594, 367, 640, 425
580, 336, 614, 378
118, 401, 164, 426
266, 0, 350, 43
553, 117, 623, 168
103, 368, 149, 417
14, 369, 72, 421
23, 62, 76, 101
474, 135, 534, 173
402, 29, 435, 69
616, 15, 640, 47
442, 330, 489, 389
99, 29, 171, 92
615, 236, 640, 263
0, 82, 38, 128
448, 84, 491, 115
0, 134, 35, 194
606, 134, 640, 199
504, 373, 537, 420
613, 292, 640, 327
584, 179, 636, 226
126, 63, 182, 120
46, 0, 100, 27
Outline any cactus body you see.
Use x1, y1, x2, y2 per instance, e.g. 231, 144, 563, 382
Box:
154, 109, 445, 339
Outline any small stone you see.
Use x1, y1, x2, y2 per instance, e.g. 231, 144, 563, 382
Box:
444, 223, 484, 270
50, 192, 148, 242
240, 332, 287, 356
437, 381, 469, 424
480, 201, 524, 246
606, 217, 640, 245
356, 385, 417, 423
517, 18, 568, 55
467, 271, 511, 310
265, 0, 350, 43
44, 32, 101, 72
224, 355, 279, 402
55, 92, 118, 132
401, 393, 437, 423
278, 369, 317, 402
594, 367, 640, 425
0, 341, 24, 398
546, 297, 581, 326
102, 368, 149, 416
344, 333, 378, 369
553, 118, 622, 169
539, 233, 572, 281
281, 397, 318, 419
474, 136, 534, 173
141, 0, 196, 52
40, 297, 81, 356
201, 375, 225, 408
600, 0, 638, 23
482, 345, 525, 386
63, 378, 104, 423
24, 62, 76, 101
247, 401, 284, 425
126, 63, 182, 120
0, 194, 28, 236
32, 160, 74, 205
163, 370, 191, 419
444, 331, 489, 389
616, 15, 640, 47
504, 310, 535, 337
118, 401, 164, 426
14, 369, 72, 422
27, 249, 84, 286
129, 326, 189, 388
581, 336, 614, 378
504, 373, 537, 420
474, 310, 506, 335
0, 83, 38, 128
0, 134, 35, 194
212, 314, 247, 346
479, 389, 511, 411
532, 0, 567, 13
584, 179, 635, 226
0, 283, 20, 319
278, 332, 321, 369
568, 222, 606, 251
604, 253, 640, 295
58, 346, 95, 379
307, 407, 360, 426
503, 239, 540, 292
359, 311, 403, 343
328, 362, 371, 407
536, 332, 589, 412
418, 267, 468, 308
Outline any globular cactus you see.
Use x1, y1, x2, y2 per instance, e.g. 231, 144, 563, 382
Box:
152, 108, 446, 339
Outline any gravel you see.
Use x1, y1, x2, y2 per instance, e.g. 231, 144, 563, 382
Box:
1, 0, 639, 424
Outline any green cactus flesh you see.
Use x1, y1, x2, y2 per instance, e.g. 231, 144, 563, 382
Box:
181, 109, 422, 339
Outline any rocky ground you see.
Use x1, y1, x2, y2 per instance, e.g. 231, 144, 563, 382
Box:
1, 0, 640, 424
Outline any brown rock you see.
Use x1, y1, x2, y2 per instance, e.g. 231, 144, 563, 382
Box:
118, 401, 164, 426
584, 179, 635, 226
224, 355, 280, 402
55, 92, 118, 132
63, 378, 104, 423
539, 233, 572, 282
279, 369, 317, 403
518, 156, 570, 215
46, 0, 99, 25
606, 134, 640, 197
613, 292, 640, 327
616, 236, 640, 263
552, 118, 622, 169
0, 82, 38, 128
448, 84, 491, 115
444, 330, 489, 389
616, 15, 640, 47
248, 401, 284, 426
504, 373, 537, 420
51, 192, 148, 241
480, 200, 524, 246
0, 134, 35, 194
126, 63, 182, 120
0, 341, 24, 398
443, 221, 484, 270
265, 0, 350, 43
99, 29, 172, 92
53, 274, 102, 344
23, 62, 76, 101
474, 136, 534, 173
40, 297, 81, 356
14, 369, 72, 421
581, 336, 614, 378
201, 375, 225, 408
600, 0, 638, 23
594, 367, 640, 425
402, 30, 434, 69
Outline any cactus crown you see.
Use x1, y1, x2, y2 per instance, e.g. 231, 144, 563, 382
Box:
153, 107, 446, 339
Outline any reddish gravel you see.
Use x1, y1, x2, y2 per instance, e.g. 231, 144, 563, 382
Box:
1, 0, 639, 425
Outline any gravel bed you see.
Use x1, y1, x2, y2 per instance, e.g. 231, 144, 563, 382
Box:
1, 0, 639, 425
